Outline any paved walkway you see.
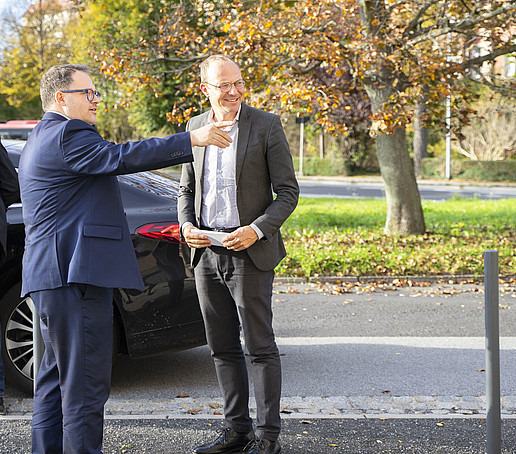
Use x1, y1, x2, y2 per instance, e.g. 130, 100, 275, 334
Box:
4, 394, 516, 420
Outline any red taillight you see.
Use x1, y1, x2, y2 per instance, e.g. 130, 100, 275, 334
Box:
135, 222, 183, 243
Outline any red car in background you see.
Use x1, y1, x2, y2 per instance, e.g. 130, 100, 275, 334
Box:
0, 120, 39, 140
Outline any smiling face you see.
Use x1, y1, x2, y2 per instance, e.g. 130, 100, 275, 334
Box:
56, 70, 99, 125
200, 59, 244, 122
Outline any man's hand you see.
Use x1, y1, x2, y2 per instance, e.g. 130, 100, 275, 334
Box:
182, 224, 212, 249
222, 226, 258, 251
190, 121, 233, 148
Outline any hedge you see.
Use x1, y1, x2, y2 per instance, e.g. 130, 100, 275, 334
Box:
421, 158, 516, 182
291, 157, 352, 176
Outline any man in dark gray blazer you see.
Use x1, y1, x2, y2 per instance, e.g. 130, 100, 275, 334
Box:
178, 55, 299, 454
19, 64, 232, 454
0, 140, 20, 416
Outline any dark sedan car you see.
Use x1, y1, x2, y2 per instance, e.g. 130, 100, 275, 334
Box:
0, 140, 206, 395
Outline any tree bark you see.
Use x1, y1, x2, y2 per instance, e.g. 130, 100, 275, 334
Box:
363, 83, 426, 235
413, 92, 428, 178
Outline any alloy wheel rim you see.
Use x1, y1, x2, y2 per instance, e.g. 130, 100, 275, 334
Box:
5, 296, 35, 380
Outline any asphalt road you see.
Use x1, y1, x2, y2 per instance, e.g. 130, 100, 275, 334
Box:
4, 418, 516, 453
163, 169, 516, 200
2, 279, 516, 453
298, 177, 516, 200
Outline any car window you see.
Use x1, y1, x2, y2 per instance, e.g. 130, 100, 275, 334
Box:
0, 129, 34, 140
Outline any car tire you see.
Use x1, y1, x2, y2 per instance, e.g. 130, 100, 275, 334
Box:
0, 281, 35, 396
1, 281, 122, 396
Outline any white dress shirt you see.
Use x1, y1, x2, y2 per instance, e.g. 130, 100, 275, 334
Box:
187, 106, 263, 239
201, 109, 241, 229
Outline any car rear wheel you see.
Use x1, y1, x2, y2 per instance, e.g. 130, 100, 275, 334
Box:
0, 281, 34, 395
1, 281, 122, 396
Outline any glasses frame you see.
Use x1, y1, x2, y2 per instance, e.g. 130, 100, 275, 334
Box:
203, 79, 245, 93
61, 88, 101, 102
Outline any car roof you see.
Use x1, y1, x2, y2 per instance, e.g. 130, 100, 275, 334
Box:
0, 120, 39, 128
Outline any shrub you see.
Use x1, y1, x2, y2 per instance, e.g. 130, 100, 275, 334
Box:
421, 158, 516, 182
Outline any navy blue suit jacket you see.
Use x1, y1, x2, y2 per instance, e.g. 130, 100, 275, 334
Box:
19, 112, 193, 296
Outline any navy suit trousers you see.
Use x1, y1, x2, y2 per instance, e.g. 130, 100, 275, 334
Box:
194, 246, 281, 441
31, 284, 113, 454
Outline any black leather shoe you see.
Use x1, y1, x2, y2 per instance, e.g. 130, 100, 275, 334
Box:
0, 397, 5, 415
194, 427, 255, 454
244, 438, 281, 454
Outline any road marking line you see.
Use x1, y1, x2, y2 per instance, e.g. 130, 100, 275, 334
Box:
276, 337, 516, 349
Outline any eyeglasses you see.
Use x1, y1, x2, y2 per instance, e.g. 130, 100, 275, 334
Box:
61, 88, 101, 101
203, 79, 245, 93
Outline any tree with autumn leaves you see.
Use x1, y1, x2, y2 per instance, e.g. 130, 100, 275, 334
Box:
86, 0, 515, 235
0, 0, 79, 118
2, 0, 515, 235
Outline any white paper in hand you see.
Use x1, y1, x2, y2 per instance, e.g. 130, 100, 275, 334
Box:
191, 229, 229, 247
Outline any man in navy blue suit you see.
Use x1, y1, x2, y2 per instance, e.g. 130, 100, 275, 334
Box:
18, 64, 233, 454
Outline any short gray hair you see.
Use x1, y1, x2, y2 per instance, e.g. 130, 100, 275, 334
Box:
200, 55, 238, 83
40, 64, 91, 111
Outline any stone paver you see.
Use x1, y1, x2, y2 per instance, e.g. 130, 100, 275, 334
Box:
4, 395, 516, 419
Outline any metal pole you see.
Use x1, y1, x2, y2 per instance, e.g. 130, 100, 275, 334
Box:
485, 250, 501, 454
32, 298, 44, 393
445, 94, 452, 180
299, 121, 304, 176
445, 31, 452, 180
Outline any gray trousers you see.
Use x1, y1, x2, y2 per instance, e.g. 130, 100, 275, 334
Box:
194, 246, 281, 441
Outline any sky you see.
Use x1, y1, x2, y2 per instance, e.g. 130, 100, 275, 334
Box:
0, 0, 31, 19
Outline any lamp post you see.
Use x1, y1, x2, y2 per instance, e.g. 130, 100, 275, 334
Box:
295, 116, 310, 176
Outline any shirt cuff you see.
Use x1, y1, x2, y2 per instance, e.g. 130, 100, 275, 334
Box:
250, 223, 264, 240
181, 222, 194, 234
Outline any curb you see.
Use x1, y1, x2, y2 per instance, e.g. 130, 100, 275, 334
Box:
274, 274, 515, 285
296, 175, 516, 188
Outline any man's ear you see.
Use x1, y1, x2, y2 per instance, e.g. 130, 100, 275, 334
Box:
55, 91, 66, 106
200, 83, 209, 97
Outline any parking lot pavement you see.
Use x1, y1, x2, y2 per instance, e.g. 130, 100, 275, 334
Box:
2, 417, 516, 453
2, 277, 516, 452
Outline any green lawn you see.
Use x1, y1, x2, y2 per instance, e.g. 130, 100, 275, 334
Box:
277, 198, 516, 278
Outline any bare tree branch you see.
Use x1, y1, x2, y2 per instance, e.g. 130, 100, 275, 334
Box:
462, 43, 516, 69
408, 2, 516, 45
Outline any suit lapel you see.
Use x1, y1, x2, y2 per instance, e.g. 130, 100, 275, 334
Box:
192, 112, 211, 182
236, 104, 251, 185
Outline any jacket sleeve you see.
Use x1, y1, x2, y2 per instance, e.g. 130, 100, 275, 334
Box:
61, 120, 193, 175
252, 115, 299, 240
0, 141, 20, 209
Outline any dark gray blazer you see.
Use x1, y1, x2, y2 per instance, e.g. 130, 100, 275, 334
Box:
0, 141, 20, 263
178, 103, 299, 271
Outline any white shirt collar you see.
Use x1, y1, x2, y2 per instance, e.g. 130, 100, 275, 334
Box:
47, 111, 72, 120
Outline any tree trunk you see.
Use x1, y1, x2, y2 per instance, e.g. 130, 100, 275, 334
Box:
363, 83, 426, 235
413, 93, 428, 178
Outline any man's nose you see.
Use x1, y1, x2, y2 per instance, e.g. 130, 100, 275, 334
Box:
227, 84, 239, 94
